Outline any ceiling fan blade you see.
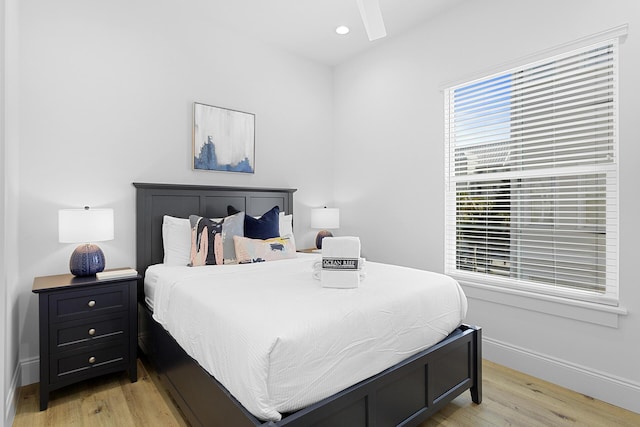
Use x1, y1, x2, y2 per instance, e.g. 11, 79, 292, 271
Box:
356, 0, 387, 41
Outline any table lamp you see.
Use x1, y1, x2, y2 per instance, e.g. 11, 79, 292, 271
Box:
311, 207, 340, 249
59, 206, 114, 276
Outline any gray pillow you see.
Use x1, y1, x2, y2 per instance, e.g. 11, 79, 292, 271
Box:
221, 211, 245, 264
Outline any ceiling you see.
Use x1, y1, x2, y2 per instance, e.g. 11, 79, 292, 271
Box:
201, 0, 465, 66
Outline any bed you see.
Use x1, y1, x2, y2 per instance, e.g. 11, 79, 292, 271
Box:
134, 182, 482, 427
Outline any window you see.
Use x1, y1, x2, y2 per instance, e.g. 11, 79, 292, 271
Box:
444, 39, 619, 306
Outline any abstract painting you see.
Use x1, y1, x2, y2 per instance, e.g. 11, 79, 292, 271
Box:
193, 102, 255, 173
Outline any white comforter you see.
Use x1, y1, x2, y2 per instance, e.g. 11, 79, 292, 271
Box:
145, 254, 467, 421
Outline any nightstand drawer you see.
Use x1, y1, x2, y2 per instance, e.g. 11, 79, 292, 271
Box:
52, 314, 127, 352
50, 343, 128, 384
48, 283, 130, 322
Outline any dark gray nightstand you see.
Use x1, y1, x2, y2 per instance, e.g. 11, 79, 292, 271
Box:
32, 270, 139, 410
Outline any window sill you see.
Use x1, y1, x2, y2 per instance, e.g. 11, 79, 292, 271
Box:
457, 279, 628, 328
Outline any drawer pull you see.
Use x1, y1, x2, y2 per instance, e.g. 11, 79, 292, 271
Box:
89, 356, 96, 364
87, 300, 96, 308
88, 328, 96, 336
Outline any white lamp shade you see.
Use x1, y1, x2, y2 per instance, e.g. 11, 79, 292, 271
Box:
311, 207, 340, 229
59, 208, 114, 243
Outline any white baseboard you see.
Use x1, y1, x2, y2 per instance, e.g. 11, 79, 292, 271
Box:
19, 356, 39, 387
484, 335, 640, 414
5, 360, 20, 427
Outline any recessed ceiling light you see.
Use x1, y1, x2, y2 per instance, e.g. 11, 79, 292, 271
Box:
335, 26, 350, 35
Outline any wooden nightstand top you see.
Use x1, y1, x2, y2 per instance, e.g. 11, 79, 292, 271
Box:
297, 248, 321, 254
32, 269, 140, 293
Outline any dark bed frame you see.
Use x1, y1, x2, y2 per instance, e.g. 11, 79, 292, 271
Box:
134, 182, 482, 427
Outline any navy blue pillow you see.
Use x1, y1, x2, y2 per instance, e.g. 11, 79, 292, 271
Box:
228, 205, 280, 239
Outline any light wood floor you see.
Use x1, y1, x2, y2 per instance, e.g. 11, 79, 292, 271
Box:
13, 358, 640, 427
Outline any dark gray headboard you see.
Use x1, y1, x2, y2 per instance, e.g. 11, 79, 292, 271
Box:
134, 182, 296, 278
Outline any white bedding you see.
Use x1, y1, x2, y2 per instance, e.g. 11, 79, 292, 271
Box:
145, 254, 467, 422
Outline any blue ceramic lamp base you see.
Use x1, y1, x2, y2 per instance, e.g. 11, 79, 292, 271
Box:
315, 230, 333, 250
69, 243, 106, 276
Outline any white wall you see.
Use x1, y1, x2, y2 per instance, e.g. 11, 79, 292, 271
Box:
16, 0, 335, 385
3, 0, 20, 424
334, 0, 640, 413
1, 0, 7, 422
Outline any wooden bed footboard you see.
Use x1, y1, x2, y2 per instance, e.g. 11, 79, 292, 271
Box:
139, 303, 482, 427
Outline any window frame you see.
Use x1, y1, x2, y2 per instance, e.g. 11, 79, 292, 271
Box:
443, 27, 627, 311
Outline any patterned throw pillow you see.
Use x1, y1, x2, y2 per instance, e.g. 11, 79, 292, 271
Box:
189, 215, 223, 266
188, 212, 246, 266
233, 235, 296, 264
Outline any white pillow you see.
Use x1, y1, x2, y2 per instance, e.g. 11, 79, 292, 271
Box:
162, 215, 191, 266
279, 212, 296, 247
279, 212, 293, 235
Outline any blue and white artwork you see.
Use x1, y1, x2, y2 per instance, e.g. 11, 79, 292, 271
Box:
193, 103, 255, 173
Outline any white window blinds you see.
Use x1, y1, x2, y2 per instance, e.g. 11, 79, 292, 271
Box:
444, 39, 619, 305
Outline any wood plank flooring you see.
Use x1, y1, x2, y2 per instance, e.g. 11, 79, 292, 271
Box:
13, 358, 640, 426
14, 358, 187, 427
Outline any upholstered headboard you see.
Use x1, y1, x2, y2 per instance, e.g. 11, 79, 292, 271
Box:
134, 182, 296, 278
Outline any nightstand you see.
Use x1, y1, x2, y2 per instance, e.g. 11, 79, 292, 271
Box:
32, 270, 139, 410
297, 248, 321, 254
